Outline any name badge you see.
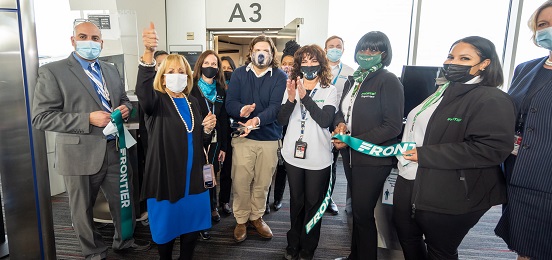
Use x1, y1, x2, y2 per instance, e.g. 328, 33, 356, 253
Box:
512, 135, 522, 156
211, 129, 217, 143
294, 140, 307, 159
203, 164, 216, 188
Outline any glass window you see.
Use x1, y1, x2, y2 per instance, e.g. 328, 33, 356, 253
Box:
327, 0, 412, 75
415, 0, 510, 67
513, 1, 549, 69
34, 0, 81, 58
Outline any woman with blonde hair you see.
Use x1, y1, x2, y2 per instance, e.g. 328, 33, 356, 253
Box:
496, 1, 552, 259
137, 23, 216, 260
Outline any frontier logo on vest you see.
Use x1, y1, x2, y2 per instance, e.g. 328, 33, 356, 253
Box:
361, 91, 376, 98
447, 117, 462, 122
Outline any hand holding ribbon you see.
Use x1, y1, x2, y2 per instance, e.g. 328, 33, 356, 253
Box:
332, 134, 416, 157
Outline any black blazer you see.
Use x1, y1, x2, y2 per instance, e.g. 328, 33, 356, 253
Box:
414, 82, 516, 214
334, 69, 404, 166
190, 81, 229, 172
135, 65, 210, 202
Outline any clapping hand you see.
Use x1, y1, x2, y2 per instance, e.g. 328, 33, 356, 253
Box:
286, 78, 297, 102
240, 103, 256, 118
236, 117, 259, 137
296, 76, 307, 99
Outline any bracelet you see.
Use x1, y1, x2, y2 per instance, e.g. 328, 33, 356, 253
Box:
138, 57, 156, 67
204, 128, 213, 135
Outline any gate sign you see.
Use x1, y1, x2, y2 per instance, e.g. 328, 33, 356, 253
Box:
206, 0, 285, 29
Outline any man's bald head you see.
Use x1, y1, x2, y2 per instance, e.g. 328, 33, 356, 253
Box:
73, 21, 102, 38
71, 21, 103, 53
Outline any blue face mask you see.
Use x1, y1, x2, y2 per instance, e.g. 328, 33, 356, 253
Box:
536, 27, 552, 51
326, 48, 343, 62
75, 40, 102, 60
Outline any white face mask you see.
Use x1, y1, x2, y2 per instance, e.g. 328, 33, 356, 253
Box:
164, 74, 188, 93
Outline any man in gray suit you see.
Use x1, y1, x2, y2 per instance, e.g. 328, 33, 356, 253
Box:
32, 21, 150, 260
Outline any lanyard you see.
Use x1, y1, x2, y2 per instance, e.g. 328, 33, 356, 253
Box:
410, 82, 450, 131
332, 63, 343, 85
345, 81, 362, 124
299, 88, 319, 140
204, 99, 215, 115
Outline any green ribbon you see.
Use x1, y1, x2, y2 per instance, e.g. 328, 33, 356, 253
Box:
305, 135, 415, 234
333, 134, 416, 157
111, 109, 133, 240
305, 172, 332, 234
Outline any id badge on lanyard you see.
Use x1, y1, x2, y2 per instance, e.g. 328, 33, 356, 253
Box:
295, 88, 318, 159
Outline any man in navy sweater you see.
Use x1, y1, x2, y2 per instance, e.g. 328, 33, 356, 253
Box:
225, 35, 287, 242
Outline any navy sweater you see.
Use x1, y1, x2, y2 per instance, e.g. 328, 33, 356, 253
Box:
225, 65, 287, 141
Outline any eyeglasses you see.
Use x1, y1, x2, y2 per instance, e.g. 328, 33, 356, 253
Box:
359, 49, 385, 55
73, 19, 101, 29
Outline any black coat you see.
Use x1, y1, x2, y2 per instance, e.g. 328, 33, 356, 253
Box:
135, 66, 210, 202
414, 81, 516, 215
190, 81, 229, 173
334, 69, 405, 166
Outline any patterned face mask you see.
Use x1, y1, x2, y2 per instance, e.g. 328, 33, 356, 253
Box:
251, 51, 272, 68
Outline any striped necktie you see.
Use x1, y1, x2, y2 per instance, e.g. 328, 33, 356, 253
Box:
86, 62, 112, 112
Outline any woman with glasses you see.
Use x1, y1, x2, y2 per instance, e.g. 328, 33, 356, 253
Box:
332, 31, 404, 260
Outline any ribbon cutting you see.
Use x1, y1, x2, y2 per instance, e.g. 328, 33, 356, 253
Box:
111, 109, 133, 240
305, 135, 416, 234
332, 134, 416, 157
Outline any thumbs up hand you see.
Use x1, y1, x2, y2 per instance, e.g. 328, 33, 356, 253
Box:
142, 22, 158, 53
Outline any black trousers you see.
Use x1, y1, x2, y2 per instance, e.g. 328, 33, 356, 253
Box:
218, 141, 233, 205
393, 176, 488, 260
342, 154, 391, 260
268, 163, 287, 204
285, 162, 331, 256
329, 148, 339, 196
157, 232, 198, 260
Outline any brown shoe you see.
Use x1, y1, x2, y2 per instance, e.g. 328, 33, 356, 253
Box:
250, 217, 273, 239
234, 223, 247, 242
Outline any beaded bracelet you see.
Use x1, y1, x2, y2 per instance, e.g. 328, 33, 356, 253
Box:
138, 57, 156, 67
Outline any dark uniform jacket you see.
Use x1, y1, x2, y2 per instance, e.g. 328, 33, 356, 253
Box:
414, 81, 516, 215
334, 68, 405, 167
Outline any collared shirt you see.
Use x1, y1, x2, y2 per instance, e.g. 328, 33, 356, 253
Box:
246, 63, 273, 78
72, 52, 103, 86
331, 62, 355, 102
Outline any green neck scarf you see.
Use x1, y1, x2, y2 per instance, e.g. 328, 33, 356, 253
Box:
351, 63, 382, 95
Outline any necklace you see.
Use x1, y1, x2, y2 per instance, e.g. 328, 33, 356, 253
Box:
545, 59, 552, 67
169, 94, 195, 133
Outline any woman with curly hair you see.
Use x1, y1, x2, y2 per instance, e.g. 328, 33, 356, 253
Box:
277, 44, 337, 260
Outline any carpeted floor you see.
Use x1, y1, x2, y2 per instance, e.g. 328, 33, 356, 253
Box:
51, 158, 516, 260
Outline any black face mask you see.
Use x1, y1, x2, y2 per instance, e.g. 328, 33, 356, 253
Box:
201, 66, 218, 79
442, 63, 476, 83
224, 71, 232, 81
301, 65, 321, 80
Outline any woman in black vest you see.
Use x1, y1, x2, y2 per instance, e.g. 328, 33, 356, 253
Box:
332, 31, 404, 260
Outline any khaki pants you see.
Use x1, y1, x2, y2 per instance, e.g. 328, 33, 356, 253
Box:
231, 138, 278, 224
